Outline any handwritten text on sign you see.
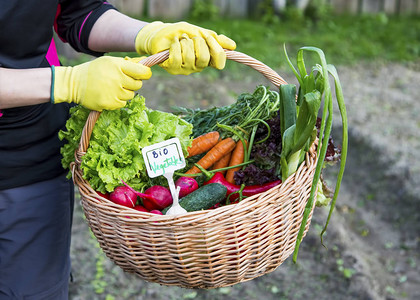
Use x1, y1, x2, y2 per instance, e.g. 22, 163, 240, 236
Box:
142, 137, 186, 178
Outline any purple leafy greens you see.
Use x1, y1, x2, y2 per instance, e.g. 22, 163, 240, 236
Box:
234, 113, 282, 186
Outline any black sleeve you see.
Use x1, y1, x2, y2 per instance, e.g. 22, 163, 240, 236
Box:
55, 0, 116, 56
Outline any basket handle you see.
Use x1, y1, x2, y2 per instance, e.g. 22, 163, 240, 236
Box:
139, 49, 287, 87
77, 50, 288, 154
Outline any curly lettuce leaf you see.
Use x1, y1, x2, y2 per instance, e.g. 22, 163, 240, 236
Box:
59, 105, 90, 177
147, 110, 193, 156
59, 95, 193, 193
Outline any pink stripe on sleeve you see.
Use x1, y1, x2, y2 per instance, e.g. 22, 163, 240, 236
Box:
78, 11, 93, 42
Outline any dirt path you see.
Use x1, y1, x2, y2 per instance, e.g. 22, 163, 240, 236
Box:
69, 61, 420, 300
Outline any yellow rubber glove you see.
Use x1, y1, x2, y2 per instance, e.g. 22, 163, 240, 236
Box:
135, 21, 236, 75
51, 56, 151, 111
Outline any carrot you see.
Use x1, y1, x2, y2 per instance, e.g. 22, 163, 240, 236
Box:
186, 138, 236, 174
225, 140, 247, 184
187, 131, 220, 158
211, 151, 232, 175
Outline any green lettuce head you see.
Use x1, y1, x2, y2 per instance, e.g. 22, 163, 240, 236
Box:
59, 95, 193, 193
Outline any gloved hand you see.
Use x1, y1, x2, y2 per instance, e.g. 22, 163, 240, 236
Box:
135, 21, 236, 75
51, 56, 151, 111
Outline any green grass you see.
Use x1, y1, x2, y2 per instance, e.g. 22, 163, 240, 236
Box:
189, 14, 420, 70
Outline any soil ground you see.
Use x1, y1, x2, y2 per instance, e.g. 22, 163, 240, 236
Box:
68, 61, 420, 300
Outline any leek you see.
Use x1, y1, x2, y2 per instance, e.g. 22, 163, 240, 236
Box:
282, 45, 348, 262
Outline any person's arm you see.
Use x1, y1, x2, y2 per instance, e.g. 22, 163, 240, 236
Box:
0, 5, 151, 111
0, 56, 151, 111
88, 9, 148, 53
0, 67, 51, 109
87, 9, 236, 75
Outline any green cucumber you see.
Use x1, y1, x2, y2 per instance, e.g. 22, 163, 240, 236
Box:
163, 183, 227, 214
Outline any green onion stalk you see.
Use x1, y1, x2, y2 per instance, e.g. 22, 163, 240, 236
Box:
283, 45, 348, 262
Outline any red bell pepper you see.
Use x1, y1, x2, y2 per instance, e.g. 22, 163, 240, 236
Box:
203, 172, 281, 203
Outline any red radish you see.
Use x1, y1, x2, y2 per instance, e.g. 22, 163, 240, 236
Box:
175, 177, 199, 198
121, 180, 172, 211
141, 186, 172, 211
149, 210, 163, 215
133, 205, 148, 212
109, 186, 137, 208
96, 191, 110, 200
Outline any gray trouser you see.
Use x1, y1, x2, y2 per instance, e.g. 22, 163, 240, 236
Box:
0, 175, 74, 299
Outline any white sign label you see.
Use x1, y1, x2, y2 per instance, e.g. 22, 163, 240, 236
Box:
142, 137, 186, 178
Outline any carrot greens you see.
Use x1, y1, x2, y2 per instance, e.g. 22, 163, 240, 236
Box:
175, 85, 280, 139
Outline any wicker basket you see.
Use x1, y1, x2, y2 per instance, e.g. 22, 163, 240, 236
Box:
71, 50, 318, 289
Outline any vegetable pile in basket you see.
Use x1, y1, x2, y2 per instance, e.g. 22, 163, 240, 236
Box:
59, 46, 347, 261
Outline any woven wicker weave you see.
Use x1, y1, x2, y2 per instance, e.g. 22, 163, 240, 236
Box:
71, 50, 318, 289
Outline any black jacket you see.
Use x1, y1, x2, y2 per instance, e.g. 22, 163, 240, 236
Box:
0, 0, 115, 190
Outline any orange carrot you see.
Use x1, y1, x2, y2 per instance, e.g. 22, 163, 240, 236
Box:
187, 131, 220, 158
225, 140, 247, 184
211, 151, 232, 175
186, 138, 236, 174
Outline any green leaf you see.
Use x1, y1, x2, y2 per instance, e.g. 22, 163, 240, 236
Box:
280, 89, 321, 181
283, 44, 302, 86
281, 124, 295, 179
291, 91, 321, 154
279, 84, 297, 138
319, 64, 349, 243
58, 105, 90, 177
